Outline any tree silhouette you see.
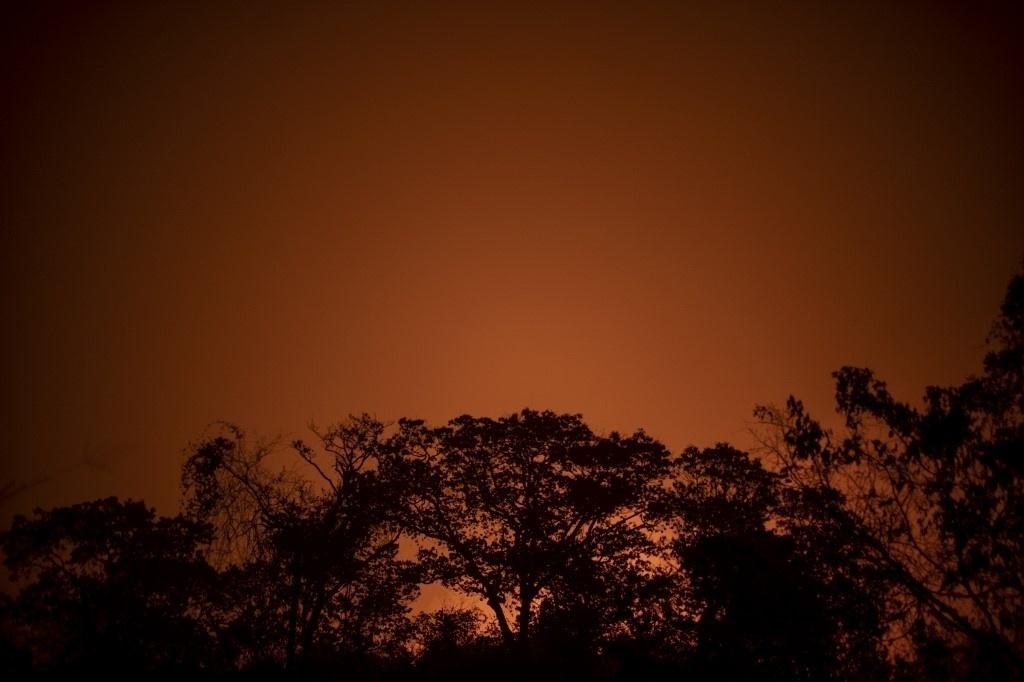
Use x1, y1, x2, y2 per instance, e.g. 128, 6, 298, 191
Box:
755, 268, 1024, 679
1, 268, 1022, 679
410, 607, 497, 678
181, 416, 418, 670
0, 498, 221, 672
380, 409, 672, 650
660, 444, 887, 680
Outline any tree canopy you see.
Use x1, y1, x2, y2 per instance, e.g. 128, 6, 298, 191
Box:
2, 269, 1022, 679
754, 268, 1024, 679
380, 409, 672, 649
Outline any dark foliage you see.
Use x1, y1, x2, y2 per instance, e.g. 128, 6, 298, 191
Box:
379, 409, 672, 649
754, 266, 1024, 680
0, 498, 223, 672
2, 267, 1022, 679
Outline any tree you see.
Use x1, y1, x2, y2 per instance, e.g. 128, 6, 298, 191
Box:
380, 409, 672, 649
755, 267, 1024, 679
0, 497, 222, 672
662, 444, 887, 680
181, 416, 418, 670
411, 607, 494, 677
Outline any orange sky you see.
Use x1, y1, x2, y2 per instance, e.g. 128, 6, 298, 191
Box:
2, 1, 1023, 525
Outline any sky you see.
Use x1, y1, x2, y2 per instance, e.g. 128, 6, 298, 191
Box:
2, 0, 1023, 527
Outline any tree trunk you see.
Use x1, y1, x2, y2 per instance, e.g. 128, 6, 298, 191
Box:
300, 585, 330, 664
486, 594, 515, 645
517, 584, 535, 647
285, 573, 302, 671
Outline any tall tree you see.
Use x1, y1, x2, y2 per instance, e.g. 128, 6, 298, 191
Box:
181, 416, 417, 670
662, 444, 887, 680
381, 409, 672, 648
755, 268, 1024, 678
0, 498, 221, 672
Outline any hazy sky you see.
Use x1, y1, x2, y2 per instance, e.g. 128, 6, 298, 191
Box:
2, 1, 1023, 524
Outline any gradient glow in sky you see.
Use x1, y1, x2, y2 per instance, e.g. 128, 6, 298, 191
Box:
2, 1, 1023, 522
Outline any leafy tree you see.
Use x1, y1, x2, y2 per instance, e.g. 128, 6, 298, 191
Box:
662, 444, 888, 680
0, 498, 221, 672
4, 269, 1021, 679
381, 409, 672, 649
411, 607, 494, 677
181, 416, 418, 670
755, 267, 1024, 679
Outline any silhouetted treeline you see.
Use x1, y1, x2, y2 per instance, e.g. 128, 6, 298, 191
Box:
2, 267, 1023, 680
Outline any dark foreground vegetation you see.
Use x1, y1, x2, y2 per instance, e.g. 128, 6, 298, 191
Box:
2, 268, 1022, 680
